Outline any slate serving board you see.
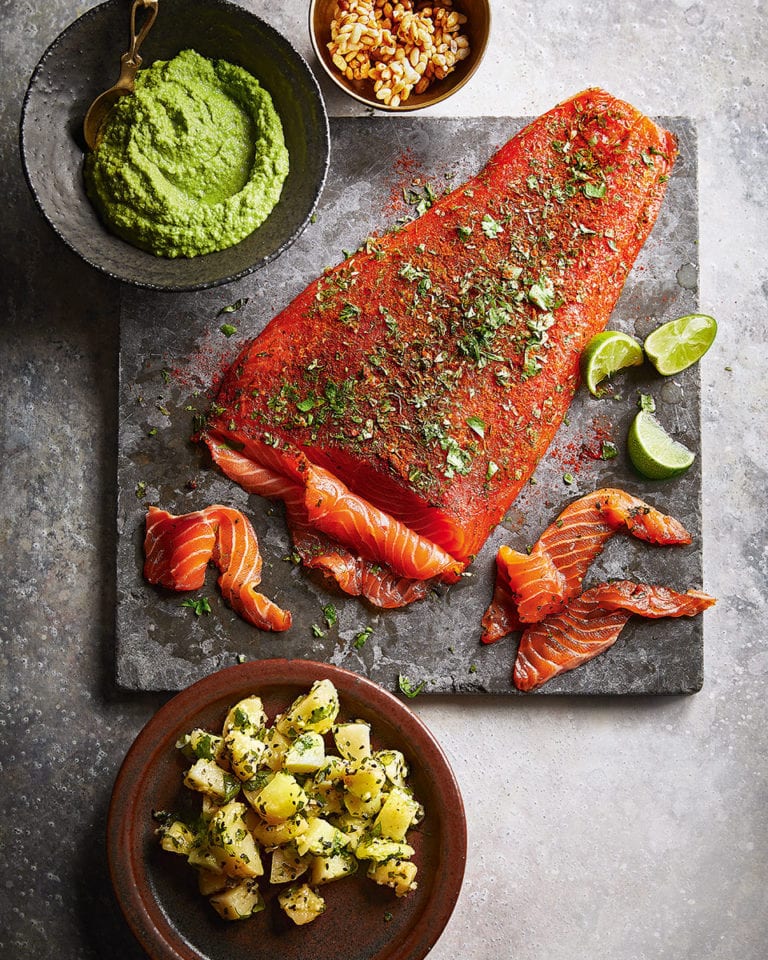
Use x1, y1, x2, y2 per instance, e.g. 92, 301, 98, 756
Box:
116, 116, 702, 695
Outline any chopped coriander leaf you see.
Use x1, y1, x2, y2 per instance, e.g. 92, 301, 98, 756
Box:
466, 415, 486, 438
563, 472, 575, 485
217, 297, 249, 315
220, 323, 238, 337
583, 181, 607, 200
398, 674, 427, 698
135, 481, 147, 499
354, 626, 373, 649
639, 393, 656, 413
182, 597, 212, 617
322, 603, 338, 629
600, 440, 618, 460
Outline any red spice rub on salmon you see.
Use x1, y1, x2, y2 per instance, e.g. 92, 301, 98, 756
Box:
204, 89, 677, 604
513, 582, 716, 691
143, 505, 291, 631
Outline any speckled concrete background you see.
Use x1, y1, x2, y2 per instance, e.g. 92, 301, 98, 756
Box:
1, 2, 766, 959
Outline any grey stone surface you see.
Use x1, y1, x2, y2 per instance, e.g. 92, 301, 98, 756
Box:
116, 115, 704, 696
1, 2, 766, 959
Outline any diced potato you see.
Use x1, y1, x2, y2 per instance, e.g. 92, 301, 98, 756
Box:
183, 758, 240, 804
278, 883, 326, 926
344, 757, 386, 800
333, 721, 371, 761
206, 802, 264, 879
331, 813, 370, 853
261, 726, 292, 771
225, 729, 268, 782
276, 680, 340, 738
374, 787, 421, 841
375, 749, 409, 789
187, 843, 223, 875
252, 771, 308, 824
249, 815, 308, 847
158, 820, 196, 856
284, 732, 326, 774
176, 728, 226, 763
367, 859, 418, 897
200, 794, 224, 821
315, 755, 347, 782
343, 791, 383, 819
197, 868, 229, 896
307, 778, 345, 817
270, 844, 310, 884
354, 836, 414, 863
209, 878, 265, 920
310, 850, 358, 885
222, 696, 267, 737
295, 818, 350, 857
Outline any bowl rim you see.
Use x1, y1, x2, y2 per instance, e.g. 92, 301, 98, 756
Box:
19, 0, 331, 292
307, 0, 491, 113
107, 658, 467, 960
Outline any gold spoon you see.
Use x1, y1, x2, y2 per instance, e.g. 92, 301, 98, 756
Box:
83, 0, 159, 150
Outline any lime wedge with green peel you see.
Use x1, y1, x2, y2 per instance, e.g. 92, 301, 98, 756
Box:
627, 411, 695, 479
644, 313, 717, 375
581, 331, 644, 396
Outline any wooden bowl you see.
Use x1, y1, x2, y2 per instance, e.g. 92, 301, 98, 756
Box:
108, 659, 467, 960
309, 0, 490, 112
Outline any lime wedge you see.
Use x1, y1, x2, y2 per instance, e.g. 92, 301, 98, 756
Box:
644, 313, 717, 376
581, 331, 644, 396
627, 411, 695, 479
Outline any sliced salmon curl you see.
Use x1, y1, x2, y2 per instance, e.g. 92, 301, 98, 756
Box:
480, 574, 522, 645
513, 581, 715, 691
205, 505, 291, 632
206, 437, 433, 607
484, 488, 693, 638
143, 503, 291, 631
305, 465, 464, 583
144, 507, 217, 591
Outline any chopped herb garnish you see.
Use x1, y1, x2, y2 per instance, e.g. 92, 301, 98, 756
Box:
182, 597, 212, 617
398, 674, 427, 698
311, 623, 325, 638
481, 213, 504, 238
354, 625, 373, 649
466, 415, 486, 438
218, 298, 249, 316
486, 460, 499, 481
583, 181, 607, 200
322, 603, 338, 629
600, 440, 618, 460
220, 323, 238, 337
639, 393, 656, 413
563, 472, 575, 485
135, 481, 147, 499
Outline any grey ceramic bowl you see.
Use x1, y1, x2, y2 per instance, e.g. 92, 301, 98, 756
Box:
20, 0, 330, 291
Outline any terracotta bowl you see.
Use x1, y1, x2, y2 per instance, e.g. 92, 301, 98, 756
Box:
20, 0, 329, 291
309, 0, 490, 112
108, 659, 467, 960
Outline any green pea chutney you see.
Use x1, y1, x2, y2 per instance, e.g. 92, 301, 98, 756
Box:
84, 49, 289, 258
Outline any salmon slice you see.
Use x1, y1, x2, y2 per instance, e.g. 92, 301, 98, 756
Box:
513, 581, 715, 691
204, 89, 676, 602
482, 488, 692, 638
143, 507, 217, 591
206, 438, 431, 607
143, 504, 291, 631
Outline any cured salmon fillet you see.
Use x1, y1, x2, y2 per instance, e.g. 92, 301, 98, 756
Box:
203, 89, 676, 604
143, 505, 291, 631
482, 488, 692, 639
513, 581, 715, 691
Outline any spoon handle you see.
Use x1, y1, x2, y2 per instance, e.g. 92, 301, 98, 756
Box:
126, 0, 159, 68
114, 0, 159, 89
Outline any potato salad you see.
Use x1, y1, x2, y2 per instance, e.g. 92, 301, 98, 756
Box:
156, 679, 422, 925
